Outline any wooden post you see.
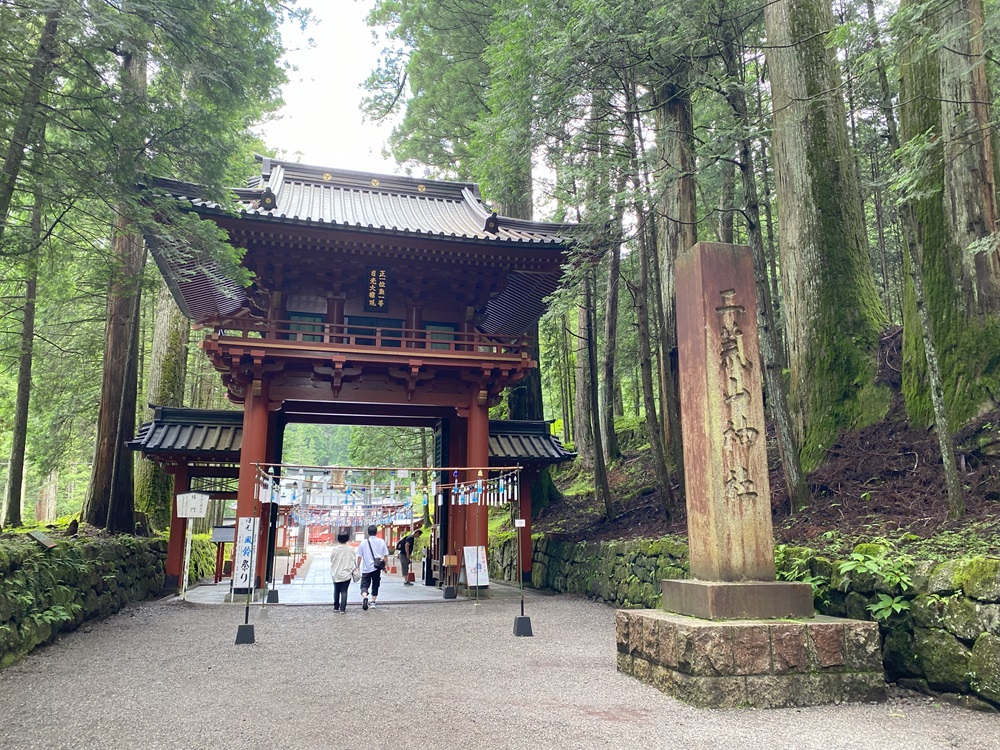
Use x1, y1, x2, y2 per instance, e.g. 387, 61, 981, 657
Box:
466, 390, 490, 578
164, 464, 189, 589
518, 469, 533, 583
234, 378, 270, 589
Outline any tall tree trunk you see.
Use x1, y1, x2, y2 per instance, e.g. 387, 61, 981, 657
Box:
898, 0, 1000, 430
0, 9, 59, 247
134, 280, 190, 528
2, 196, 41, 528
763, 0, 888, 469
631, 210, 677, 523
585, 270, 615, 519
718, 153, 735, 244
629, 78, 684, 481
36, 469, 58, 523
561, 318, 573, 442
895, 0, 978, 517
653, 76, 695, 483
719, 19, 810, 511
599, 206, 624, 465
82, 37, 148, 530
939, 0, 1000, 315
573, 295, 594, 470
654, 74, 698, 347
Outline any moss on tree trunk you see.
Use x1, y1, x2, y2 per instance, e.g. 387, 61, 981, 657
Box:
899, 0, 1000, 429
764, 0, 889, 469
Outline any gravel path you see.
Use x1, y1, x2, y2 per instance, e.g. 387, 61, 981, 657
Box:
0, 593, 996, 750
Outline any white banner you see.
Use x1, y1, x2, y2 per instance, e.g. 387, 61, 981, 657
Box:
232, 517, 260, 590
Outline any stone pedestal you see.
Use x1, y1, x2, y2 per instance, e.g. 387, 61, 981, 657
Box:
616, 609, 885, 709
661, 579, 813, 620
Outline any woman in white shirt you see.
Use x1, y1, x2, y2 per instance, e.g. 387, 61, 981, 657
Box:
329, 528, 357, 613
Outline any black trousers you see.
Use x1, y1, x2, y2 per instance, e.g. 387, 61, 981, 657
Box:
360, 569, 382, 597
333, 579, 350, 611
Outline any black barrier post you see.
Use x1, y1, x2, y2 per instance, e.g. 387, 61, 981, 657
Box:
513, 491, 532, 637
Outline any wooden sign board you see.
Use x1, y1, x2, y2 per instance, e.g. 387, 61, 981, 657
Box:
176, 492, 210, 518
365, 267, 388, 310
27, 531, 57, 550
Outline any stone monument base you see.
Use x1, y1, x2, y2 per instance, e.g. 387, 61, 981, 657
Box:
662, 579, 814, 619
616, 609, 885, 709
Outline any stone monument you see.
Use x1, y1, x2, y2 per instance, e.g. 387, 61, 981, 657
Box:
616, 242, 884, 708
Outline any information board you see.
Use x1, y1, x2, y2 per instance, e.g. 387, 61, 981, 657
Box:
462, 545, 489, 587
176, 492, 210, 518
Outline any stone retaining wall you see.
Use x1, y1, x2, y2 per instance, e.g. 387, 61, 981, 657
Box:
0, 536, 168, 668
489, 535, 1000, 709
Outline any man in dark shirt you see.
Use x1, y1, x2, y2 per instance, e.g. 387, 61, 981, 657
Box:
398, 528, 421, 585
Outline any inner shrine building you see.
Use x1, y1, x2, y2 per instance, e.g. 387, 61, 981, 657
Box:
144, 156, 574, 589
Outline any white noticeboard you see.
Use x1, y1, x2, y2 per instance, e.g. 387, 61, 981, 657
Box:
462, 545, 489, 587
176, 492, 210, 601
232, 517, 260, 591
176, 492, 210, 518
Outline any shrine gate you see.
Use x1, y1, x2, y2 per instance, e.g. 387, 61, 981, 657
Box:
141, 157, 574, 592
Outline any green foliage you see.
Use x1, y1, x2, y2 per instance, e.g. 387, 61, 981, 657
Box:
838, 542, 914, 592
774, 544, 829, 602
347, 426, 433, 469
867, 593, 911, 621
283, 424, 352, 467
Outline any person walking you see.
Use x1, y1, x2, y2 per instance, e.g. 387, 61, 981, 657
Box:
397, 527, 421, 585
356, 524, 388, 610
329, 528, 357, 613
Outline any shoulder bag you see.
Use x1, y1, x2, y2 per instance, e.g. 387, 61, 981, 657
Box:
368, 538, 386, 571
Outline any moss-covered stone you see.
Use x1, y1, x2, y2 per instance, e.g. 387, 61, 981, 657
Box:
884, 626, 922, 679
954, 558, 1000, 602
853, 543, 888, 558
911, 560, 937, 594
941, 597, 1000, 642
926, 560, 962, 595
969, 633, 1000, 705
913, 627, 972, 692
844, 590, 872, 621
911, 594, 945, 629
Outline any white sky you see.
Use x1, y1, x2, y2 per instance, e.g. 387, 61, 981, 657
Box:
258, 1, 401, 174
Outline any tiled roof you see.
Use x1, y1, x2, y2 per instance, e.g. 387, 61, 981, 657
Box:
132, 408, 575, 467
152, 156, 574, 247
488, 420, 576, 465
128, 406, 243, 461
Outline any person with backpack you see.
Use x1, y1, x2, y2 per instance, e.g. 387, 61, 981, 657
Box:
356, 524, 388, 610
396, 527, 421, 586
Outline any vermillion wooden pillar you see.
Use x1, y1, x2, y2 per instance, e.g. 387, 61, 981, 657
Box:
327, 295, 345, 342
518, 470, 534, 583
466, 390, 490, 571
164, 463, 190, 589
405, 303, 422, 348
235, 377, 270, 587
447, 414, 466, 558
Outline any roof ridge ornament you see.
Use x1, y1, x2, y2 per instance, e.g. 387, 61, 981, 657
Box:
483, 211, 500, 234
257, 186, 277, 212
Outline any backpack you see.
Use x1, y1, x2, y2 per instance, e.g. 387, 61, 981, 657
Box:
395, 536, 407, 553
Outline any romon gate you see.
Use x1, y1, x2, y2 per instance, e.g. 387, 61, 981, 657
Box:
134, 158, 576, 607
